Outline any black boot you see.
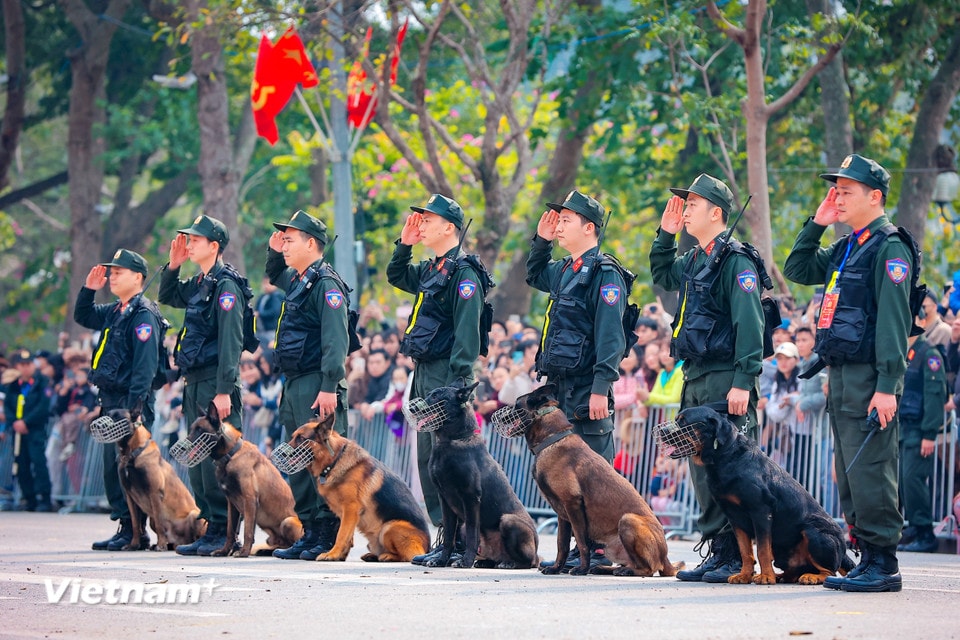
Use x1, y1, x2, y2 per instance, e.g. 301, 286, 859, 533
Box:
177, 522, 221, 556
300, 517, 341, 560
93, 520, 127, 551
899, 526, 938, 553
273, 526, 319, 559
824, 540, 872, 590
197, 522, 238, 556
701, 532, 744, 583
898, 524, 918, 547
107, 517, 151, 551
842, 544, 902, 592
412, 524, 466, 567
677, 532, 737, 582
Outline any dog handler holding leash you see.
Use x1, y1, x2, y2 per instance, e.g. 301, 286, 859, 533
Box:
265, 211, 351, 561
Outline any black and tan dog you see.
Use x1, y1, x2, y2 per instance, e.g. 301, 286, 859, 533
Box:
416, 383, 539, 569
286, 416, 431, 561
506, 385, 680, 577
657, 406, 855, 584
188, 403, 304, 557
112, 408, 205, 551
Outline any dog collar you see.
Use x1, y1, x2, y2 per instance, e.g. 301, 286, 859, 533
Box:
123, 442, 149, 466
316, 443, 348, 485
530, 429, 574, 456
215, 438, 244, 468
536, 407, 559, 418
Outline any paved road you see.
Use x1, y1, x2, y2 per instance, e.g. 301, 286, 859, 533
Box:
2, 512, 959, 639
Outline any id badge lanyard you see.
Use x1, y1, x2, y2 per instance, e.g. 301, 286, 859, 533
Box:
817, 229, 867, 329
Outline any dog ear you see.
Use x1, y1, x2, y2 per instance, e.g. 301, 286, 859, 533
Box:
318, 413, 335, 436
456, 380, 481, 404
206, 400, 221, 429
530, 383, 557, 406
712, 412, 737, 448
129, 398, 143, 423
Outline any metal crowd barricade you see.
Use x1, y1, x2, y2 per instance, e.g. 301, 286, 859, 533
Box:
346, 409, 416, 488
482, 422, 557, 524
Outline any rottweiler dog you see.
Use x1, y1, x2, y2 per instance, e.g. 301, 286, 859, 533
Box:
286, 416, 431, 562
658, 406, 854, 584
188, 403, 304, 557
113, 408, 205, 551
418, 383, 539, 569
509, 385, 680, 577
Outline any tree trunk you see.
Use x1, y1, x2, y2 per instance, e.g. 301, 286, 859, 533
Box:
895, 30, 960, 246
0, 0, 26, 193
59, 0, 131, 337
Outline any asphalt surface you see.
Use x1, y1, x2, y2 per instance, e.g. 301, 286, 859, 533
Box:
2, 512, 959, 639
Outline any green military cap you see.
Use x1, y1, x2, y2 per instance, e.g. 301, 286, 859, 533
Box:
273, 210, 329, 246
546, 190, 605, 227
178, 214, 230, 248
670, 174, 735, 216
410, 194, 464, 229
101, 249, 148, 276
10, 349, 33, 365
819, 153, 891, 197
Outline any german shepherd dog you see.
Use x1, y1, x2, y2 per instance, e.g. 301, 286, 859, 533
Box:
188, 403, 304, 557
656, 406, 855, 584
284, 416, 431, 561
112, 408, 205, 551
413, 383, 539, 569
501, 385, 680, 577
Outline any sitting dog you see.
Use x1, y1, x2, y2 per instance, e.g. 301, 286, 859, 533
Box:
187, 403, 304, 557
282, 416, 431, 561
501, 385, 680, 577
656, 406, 855, 584
112, 408, 204, 551
412, 382, 539, 569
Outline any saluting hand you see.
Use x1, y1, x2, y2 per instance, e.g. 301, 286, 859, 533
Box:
85, 265, 108, 291
536, 210, 559, 241
169, 234, 190, 269
400, 213, 423, 246
813, 187, 840, 226
269, 231, 285, 253
660, 196, 685, 235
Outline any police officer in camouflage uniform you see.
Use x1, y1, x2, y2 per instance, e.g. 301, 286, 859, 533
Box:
650, 174, 764, 583
784, 154, 915, 592
159, 215, 245, 557
265, 211, 351, 561
387, 194, 487, 566
897, 318, 947, 554
526, 190, 628, 572
75, 250, 162, 550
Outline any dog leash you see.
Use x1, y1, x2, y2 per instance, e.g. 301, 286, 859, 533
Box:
844, 409, 882, 474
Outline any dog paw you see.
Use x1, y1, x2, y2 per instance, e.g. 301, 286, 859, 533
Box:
797, 573, 826, 585
569, 565, 590, 576
360, 553, 378, 562
210, 549, 228, 557
315, 552, 346, 561
540, 566, 561, 575
234, 550, 251, 558
727, 573, 755, 584
612, 567, 636, 577
752, 573, 776, 585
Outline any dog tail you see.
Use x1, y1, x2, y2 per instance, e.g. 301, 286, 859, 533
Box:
659, 559, 685, 577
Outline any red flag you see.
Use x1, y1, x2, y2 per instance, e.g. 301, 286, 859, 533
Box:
251, 27, 319, 145
347, 19, 408, 129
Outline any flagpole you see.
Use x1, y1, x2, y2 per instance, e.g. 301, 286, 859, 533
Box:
310, 90, 341, 163
295, 87, 339, 161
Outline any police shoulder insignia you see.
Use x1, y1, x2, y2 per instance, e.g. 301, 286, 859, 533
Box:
458, 280, 477, 300
325, 289, 344, 309
218, 292, 236, 311
927, 355, 942, 372
885, 258, 909, 284
600, 284, 621, 305
135, 323, 153, 342
737, 270, 758, 293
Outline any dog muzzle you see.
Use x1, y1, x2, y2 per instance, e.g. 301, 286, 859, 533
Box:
402, 397, 451, 433
490, 406, 533, 438
169, 432, 220, 467
88, 415, 134, 444
271, 441, 314, 474
654, 419, 703, 459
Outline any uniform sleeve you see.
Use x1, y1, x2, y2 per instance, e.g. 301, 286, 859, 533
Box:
214, 278, 245, 395
157, 264, 191, 309
126, 308, 160, 410
74, 287, 109, 330
386, 242, 422, 294
783, 218, 834, 286
920, 348, 948, 440
649, 228, 686, 292
447, 264, 485, 384
265, 248, 295, 289
873, 238, 914, 395
313, 277, 349, 394
24, 381, 52, 429
525, 235, 559, 293
721, 252, 765, 390
591, 266, 627, 396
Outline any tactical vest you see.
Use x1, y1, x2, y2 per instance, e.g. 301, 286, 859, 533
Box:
273, 262, 345, 376
175, 263, 248, 371
537, 254, 632, 378
400, 253, 492, 362
899, 341, 928, 424
814, 225, 894, 367
91, 295, 164, 393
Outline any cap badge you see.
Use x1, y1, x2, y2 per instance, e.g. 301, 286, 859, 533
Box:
194, 215, 203, 224
840, 155, 852, 169
114, 250, 122, 259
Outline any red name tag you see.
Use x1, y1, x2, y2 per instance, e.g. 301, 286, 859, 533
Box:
817, 291, 840, 329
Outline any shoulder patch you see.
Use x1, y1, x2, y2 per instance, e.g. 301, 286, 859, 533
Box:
135, 323, 153, 342
737, 270, 758, 293
218, 291, 236, 311
325, 289, 344, 309
927, 355, 942, 372
458, 280, 477, 300
885, 258, 909, 284
600, 283, 621, 306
